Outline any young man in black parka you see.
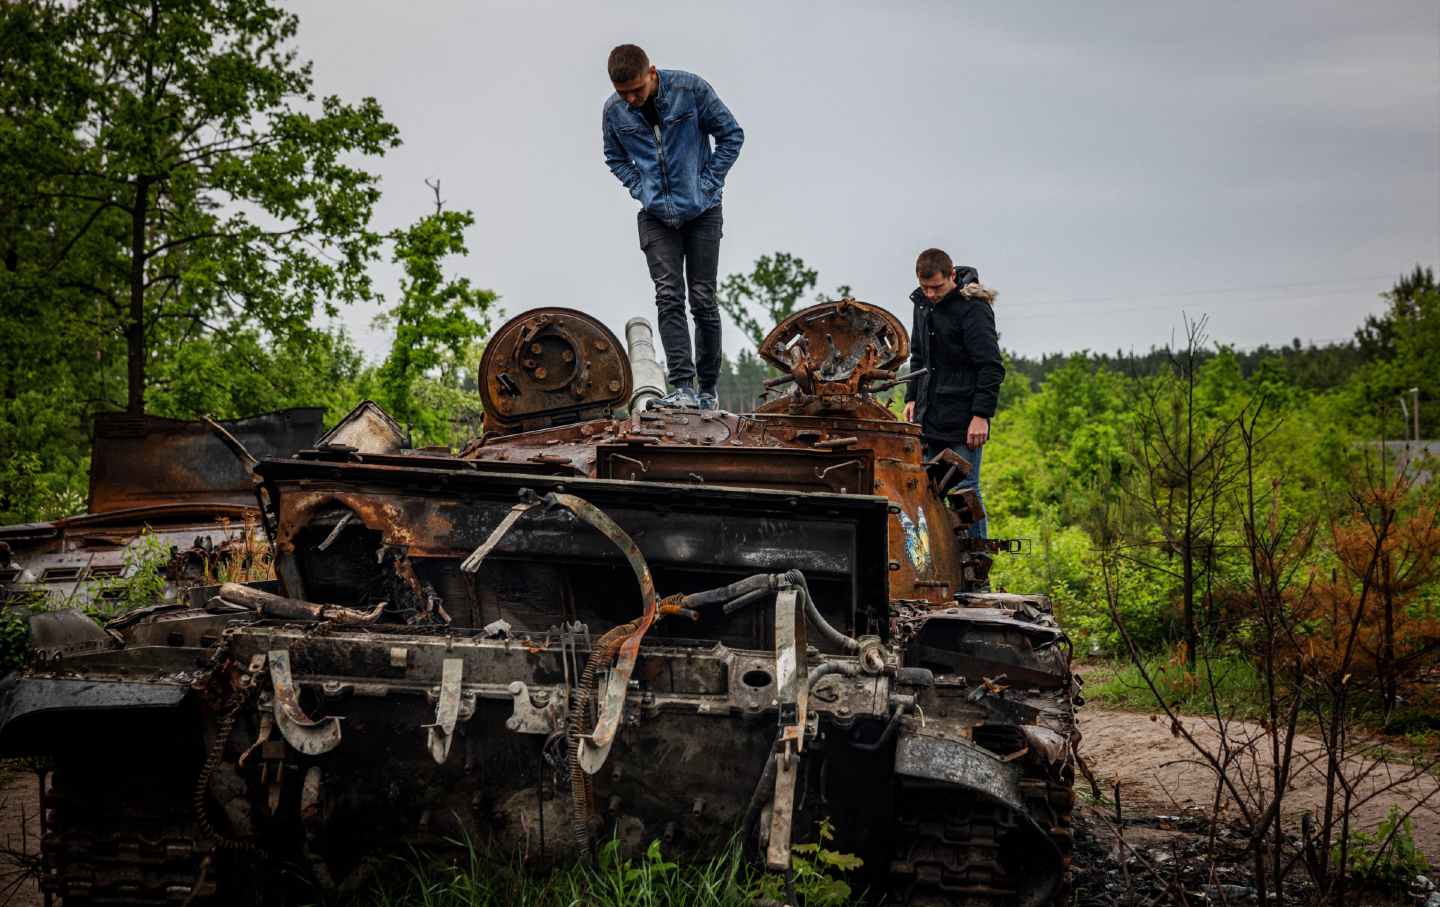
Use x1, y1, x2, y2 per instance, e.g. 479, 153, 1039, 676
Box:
902, 247, 1004, 539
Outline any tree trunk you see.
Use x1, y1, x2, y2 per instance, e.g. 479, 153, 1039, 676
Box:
126, 177, 150, 415
1380, 551, 1396, 714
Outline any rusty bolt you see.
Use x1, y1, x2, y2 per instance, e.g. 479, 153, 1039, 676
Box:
531, 342, 543, 354
608, 380, 621, 392
535, 367, 547, 379
561, 349, 574, 362
595, 340, 609, 351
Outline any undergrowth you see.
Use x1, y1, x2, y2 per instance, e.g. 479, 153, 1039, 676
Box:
1083, 653, 1270, 721
360, 826, 863, 907
1331, 805, 1431, 894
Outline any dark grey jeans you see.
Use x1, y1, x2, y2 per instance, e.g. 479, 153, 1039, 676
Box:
637, 204, 723, 392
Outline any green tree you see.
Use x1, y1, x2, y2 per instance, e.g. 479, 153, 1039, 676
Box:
717, 251, 819, 347
373, 185, 498, 445
1, 0, 399, 415
1352, 266, 1439, 438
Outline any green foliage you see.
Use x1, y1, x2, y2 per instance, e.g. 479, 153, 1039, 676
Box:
365, 834, 759, 907
0, 610, 30, 673
757, 818, 864, 906
0, 0, 499, 521
1331, 806, 1430, 893
1352, 266, 1440, 438
1084, 654, 1269, 720
373, 203, 497, 445
1, 0, 401, 415
718, 251, 819, 348
86, 531, 173, 621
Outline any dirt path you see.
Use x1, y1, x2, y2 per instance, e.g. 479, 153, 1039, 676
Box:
1078, 706, 1440, 861
0, 770, 41, 907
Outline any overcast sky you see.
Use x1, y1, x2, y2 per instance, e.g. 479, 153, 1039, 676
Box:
285, 0, 1439, 364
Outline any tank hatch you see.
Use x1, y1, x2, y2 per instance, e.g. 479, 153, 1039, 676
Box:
757, 299, 909, 398
479, 307, 633, 433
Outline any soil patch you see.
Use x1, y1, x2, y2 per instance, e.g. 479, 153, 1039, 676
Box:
1077, 707, 1440, 861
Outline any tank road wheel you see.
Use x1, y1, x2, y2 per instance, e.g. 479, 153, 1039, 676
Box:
888, 786, 1018, 907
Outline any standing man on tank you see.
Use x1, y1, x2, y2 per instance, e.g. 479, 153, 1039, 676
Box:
902, 248, 1004, 539
602, 44, 744, 410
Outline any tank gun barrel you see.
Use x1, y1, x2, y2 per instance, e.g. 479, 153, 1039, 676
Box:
625, 317, 667, 411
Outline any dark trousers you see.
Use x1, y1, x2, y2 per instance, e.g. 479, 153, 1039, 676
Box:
637, 204, 723, 392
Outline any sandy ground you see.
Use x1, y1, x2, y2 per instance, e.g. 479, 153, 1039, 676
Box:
1078, 707, 1440, 862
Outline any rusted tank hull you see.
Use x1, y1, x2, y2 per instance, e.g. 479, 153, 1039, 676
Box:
1, 303, 1080, 906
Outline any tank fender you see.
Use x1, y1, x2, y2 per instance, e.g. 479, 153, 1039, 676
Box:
0, 674, 188, 754
26, 608, 117, 665
894, 729, 1063, 907
894, 729, 1025, 812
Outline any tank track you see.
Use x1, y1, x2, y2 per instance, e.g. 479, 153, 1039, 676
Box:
40, 756, 214, 905
889, 777, 1074, 907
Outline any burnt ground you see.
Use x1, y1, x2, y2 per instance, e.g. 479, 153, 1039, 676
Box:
0, 708, 1435, 905
0, 767, 40, 907
1072, 708, 1439, 906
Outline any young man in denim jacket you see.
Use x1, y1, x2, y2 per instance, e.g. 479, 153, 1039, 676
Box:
603, 44, 744, 410
902, 248, 1004, 539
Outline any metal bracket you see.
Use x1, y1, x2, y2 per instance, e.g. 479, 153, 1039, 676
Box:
766, 585, 806, 872
506, 681, 567, 735
578, 668, 629, 774
269, 649, 342, 756
426, 658, 465, 764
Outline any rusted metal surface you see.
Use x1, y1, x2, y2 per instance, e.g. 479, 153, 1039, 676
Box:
0, 301, 1079, 906
88, 408, 323, 513
478, 308, 632, 434
0, 408, 320, 607
757, 298, 909, 399
268, 649, 343, 756
315, 400, 409, 454
218, 582, 384, 625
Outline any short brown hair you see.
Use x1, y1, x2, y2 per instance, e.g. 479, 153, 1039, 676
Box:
608, 45, 650, 83
915, 248, 953, 279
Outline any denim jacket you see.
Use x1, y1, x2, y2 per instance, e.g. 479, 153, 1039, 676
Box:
602, 70, 744, 228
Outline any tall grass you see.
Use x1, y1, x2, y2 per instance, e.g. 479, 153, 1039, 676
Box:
361, 835, 762, 907
1085, 652, 1270, 721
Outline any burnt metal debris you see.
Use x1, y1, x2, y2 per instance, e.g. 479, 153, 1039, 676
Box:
0, 408, 324, 608
0, 302, 1081, 906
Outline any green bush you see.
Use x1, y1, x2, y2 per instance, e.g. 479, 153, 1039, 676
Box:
1332, 805, 1430, 893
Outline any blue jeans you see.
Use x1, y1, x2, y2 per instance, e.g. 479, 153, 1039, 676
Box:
925, 440, 986, 540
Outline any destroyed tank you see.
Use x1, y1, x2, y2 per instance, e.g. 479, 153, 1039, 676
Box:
0, 301, 1080, 906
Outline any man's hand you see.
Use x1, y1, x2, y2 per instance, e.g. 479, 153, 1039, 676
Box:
903, 401, 915, 422
966, 416, 989, 449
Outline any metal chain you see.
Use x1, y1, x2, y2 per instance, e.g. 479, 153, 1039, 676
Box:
192, 660, 266, 857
